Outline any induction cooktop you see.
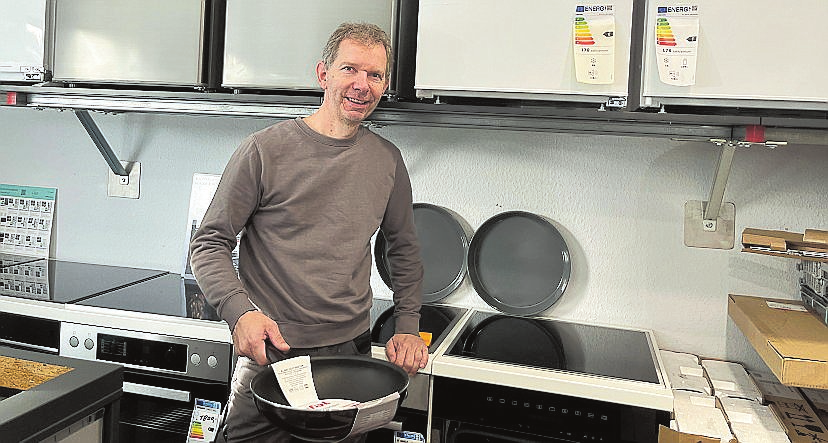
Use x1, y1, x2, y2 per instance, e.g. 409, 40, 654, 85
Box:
0, 257, 167, 303
445, 310, 661, 383
369, 297, 468, 352
76, 273, 221, 321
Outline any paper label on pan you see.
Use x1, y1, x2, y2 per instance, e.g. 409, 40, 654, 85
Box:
272, 356, 319, 407
348, 392, 400, 437
654, 5, 699, 86
573, 5, 616, 84
766, 301, 807, 312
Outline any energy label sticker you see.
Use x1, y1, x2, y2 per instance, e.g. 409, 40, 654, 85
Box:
573, 4, 616, 85
655, 5, 700, 86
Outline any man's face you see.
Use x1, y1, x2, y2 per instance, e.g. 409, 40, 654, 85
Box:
318, 39, 389, 125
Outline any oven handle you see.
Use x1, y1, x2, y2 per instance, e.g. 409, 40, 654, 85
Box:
123, 381, 192, 402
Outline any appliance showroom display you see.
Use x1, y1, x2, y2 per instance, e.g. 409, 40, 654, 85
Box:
427, 210, 671, 442
430, 310, 673, 442
0, 257, 233, 443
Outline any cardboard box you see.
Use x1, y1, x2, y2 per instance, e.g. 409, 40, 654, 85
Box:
720, 396, 789, 443
702, 359, 763, 402
728, 295, 828, 389
659, 425, 735, 443
661, 350, 714, 395
751, 371, 828, 443
801, 388, 828, 424
671, 391, 736, 442
768, 398, 828, 443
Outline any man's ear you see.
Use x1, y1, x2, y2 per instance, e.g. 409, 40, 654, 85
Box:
316, 61, 328, 89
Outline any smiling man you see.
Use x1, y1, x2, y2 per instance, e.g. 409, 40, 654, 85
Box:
189, 22, 427, 442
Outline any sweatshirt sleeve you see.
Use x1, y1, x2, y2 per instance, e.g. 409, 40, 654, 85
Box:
380, 155, 424, 336
189, 135, 262, 331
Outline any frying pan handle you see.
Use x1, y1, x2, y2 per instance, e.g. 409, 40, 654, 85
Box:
265, 342, 290, 364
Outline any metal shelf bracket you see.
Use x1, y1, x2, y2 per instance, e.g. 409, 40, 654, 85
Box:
684, 139, 737, 250
74, 110, 128, 176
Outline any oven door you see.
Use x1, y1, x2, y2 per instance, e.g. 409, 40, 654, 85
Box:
119, 369, 228, 443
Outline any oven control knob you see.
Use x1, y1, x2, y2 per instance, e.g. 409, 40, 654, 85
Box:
191, 353, 201, 366
69, 336, 79, 347
84, 338, 94, 350
207, 355, 218, 368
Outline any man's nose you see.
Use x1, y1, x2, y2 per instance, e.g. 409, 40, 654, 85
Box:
353, 71, 369, 90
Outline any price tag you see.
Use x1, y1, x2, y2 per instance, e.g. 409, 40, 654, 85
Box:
187, 398, 222, 443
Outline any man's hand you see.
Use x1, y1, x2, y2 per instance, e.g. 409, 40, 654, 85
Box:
385, 333, 429, 376
232, 311, 290, 366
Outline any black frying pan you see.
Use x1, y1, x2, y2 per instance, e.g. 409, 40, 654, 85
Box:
251, 355, 409, 442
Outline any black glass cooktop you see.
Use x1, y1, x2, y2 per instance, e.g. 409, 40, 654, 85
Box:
0, 258, 167, 303
370, 298, 467, 352
77, 273, 221, 321
446, 311, 661, 384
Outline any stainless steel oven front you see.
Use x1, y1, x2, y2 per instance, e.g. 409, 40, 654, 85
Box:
60, 322, 233, 443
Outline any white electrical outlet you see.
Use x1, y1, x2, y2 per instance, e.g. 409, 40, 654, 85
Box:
107, 161, 140, 198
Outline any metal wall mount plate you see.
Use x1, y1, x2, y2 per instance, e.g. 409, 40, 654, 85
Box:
684, 200, 735, 250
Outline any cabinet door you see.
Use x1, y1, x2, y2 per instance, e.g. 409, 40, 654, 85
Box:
415, 0, 635, 105
52, 0, 206, 86
0, 0, 48, 82
640, 0, 828, 111
222, 0, 396, 91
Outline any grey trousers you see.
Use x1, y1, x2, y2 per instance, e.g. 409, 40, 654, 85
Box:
216, 330, 372, 443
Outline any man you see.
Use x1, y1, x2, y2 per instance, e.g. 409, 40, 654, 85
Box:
189, 22, 428, 442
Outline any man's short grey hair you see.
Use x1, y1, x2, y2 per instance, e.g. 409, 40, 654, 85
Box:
322, 22, 393, 80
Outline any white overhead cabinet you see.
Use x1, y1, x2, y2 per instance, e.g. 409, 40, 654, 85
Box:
51, 0, 209, 87
222, 0, 397, 91
640, 0, 828, 111
0, 0, 49, 82
415, 0, 635, 106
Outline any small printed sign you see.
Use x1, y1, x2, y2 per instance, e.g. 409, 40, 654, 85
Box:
187, 398, 222, 443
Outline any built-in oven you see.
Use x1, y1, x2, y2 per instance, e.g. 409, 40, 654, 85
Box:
60, 322, 232, 443
430, 310, 673, 443
0, 258, 234, 443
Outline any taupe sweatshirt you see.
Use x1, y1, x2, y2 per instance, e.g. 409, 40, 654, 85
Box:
189, 118, 423, 348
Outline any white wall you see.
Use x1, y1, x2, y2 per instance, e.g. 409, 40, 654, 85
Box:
2, 106, 826, 371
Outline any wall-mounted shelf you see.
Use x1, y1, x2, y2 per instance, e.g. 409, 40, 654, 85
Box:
2, 85, 827, 144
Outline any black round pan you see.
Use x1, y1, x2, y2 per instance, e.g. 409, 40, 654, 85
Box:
462, 315, 566, 369
375, 203, 472, 303
468, 211, 571, 316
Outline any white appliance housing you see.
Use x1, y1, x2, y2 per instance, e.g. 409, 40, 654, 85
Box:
415, 0, 635, 105
51, 0, 209, 87
640, 0, 828, 111
0, 0, 50, 82
222, 0, 397, 91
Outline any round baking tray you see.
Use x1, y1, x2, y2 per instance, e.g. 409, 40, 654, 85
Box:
375, 203, 472, 303
468, 211, 571, 316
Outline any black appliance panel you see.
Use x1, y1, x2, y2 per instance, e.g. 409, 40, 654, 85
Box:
0, 311, 61, 353
433, 377, 669, 443
0, 259, 167, 303
77, 274, 220, 321
446, 311, 661, 384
